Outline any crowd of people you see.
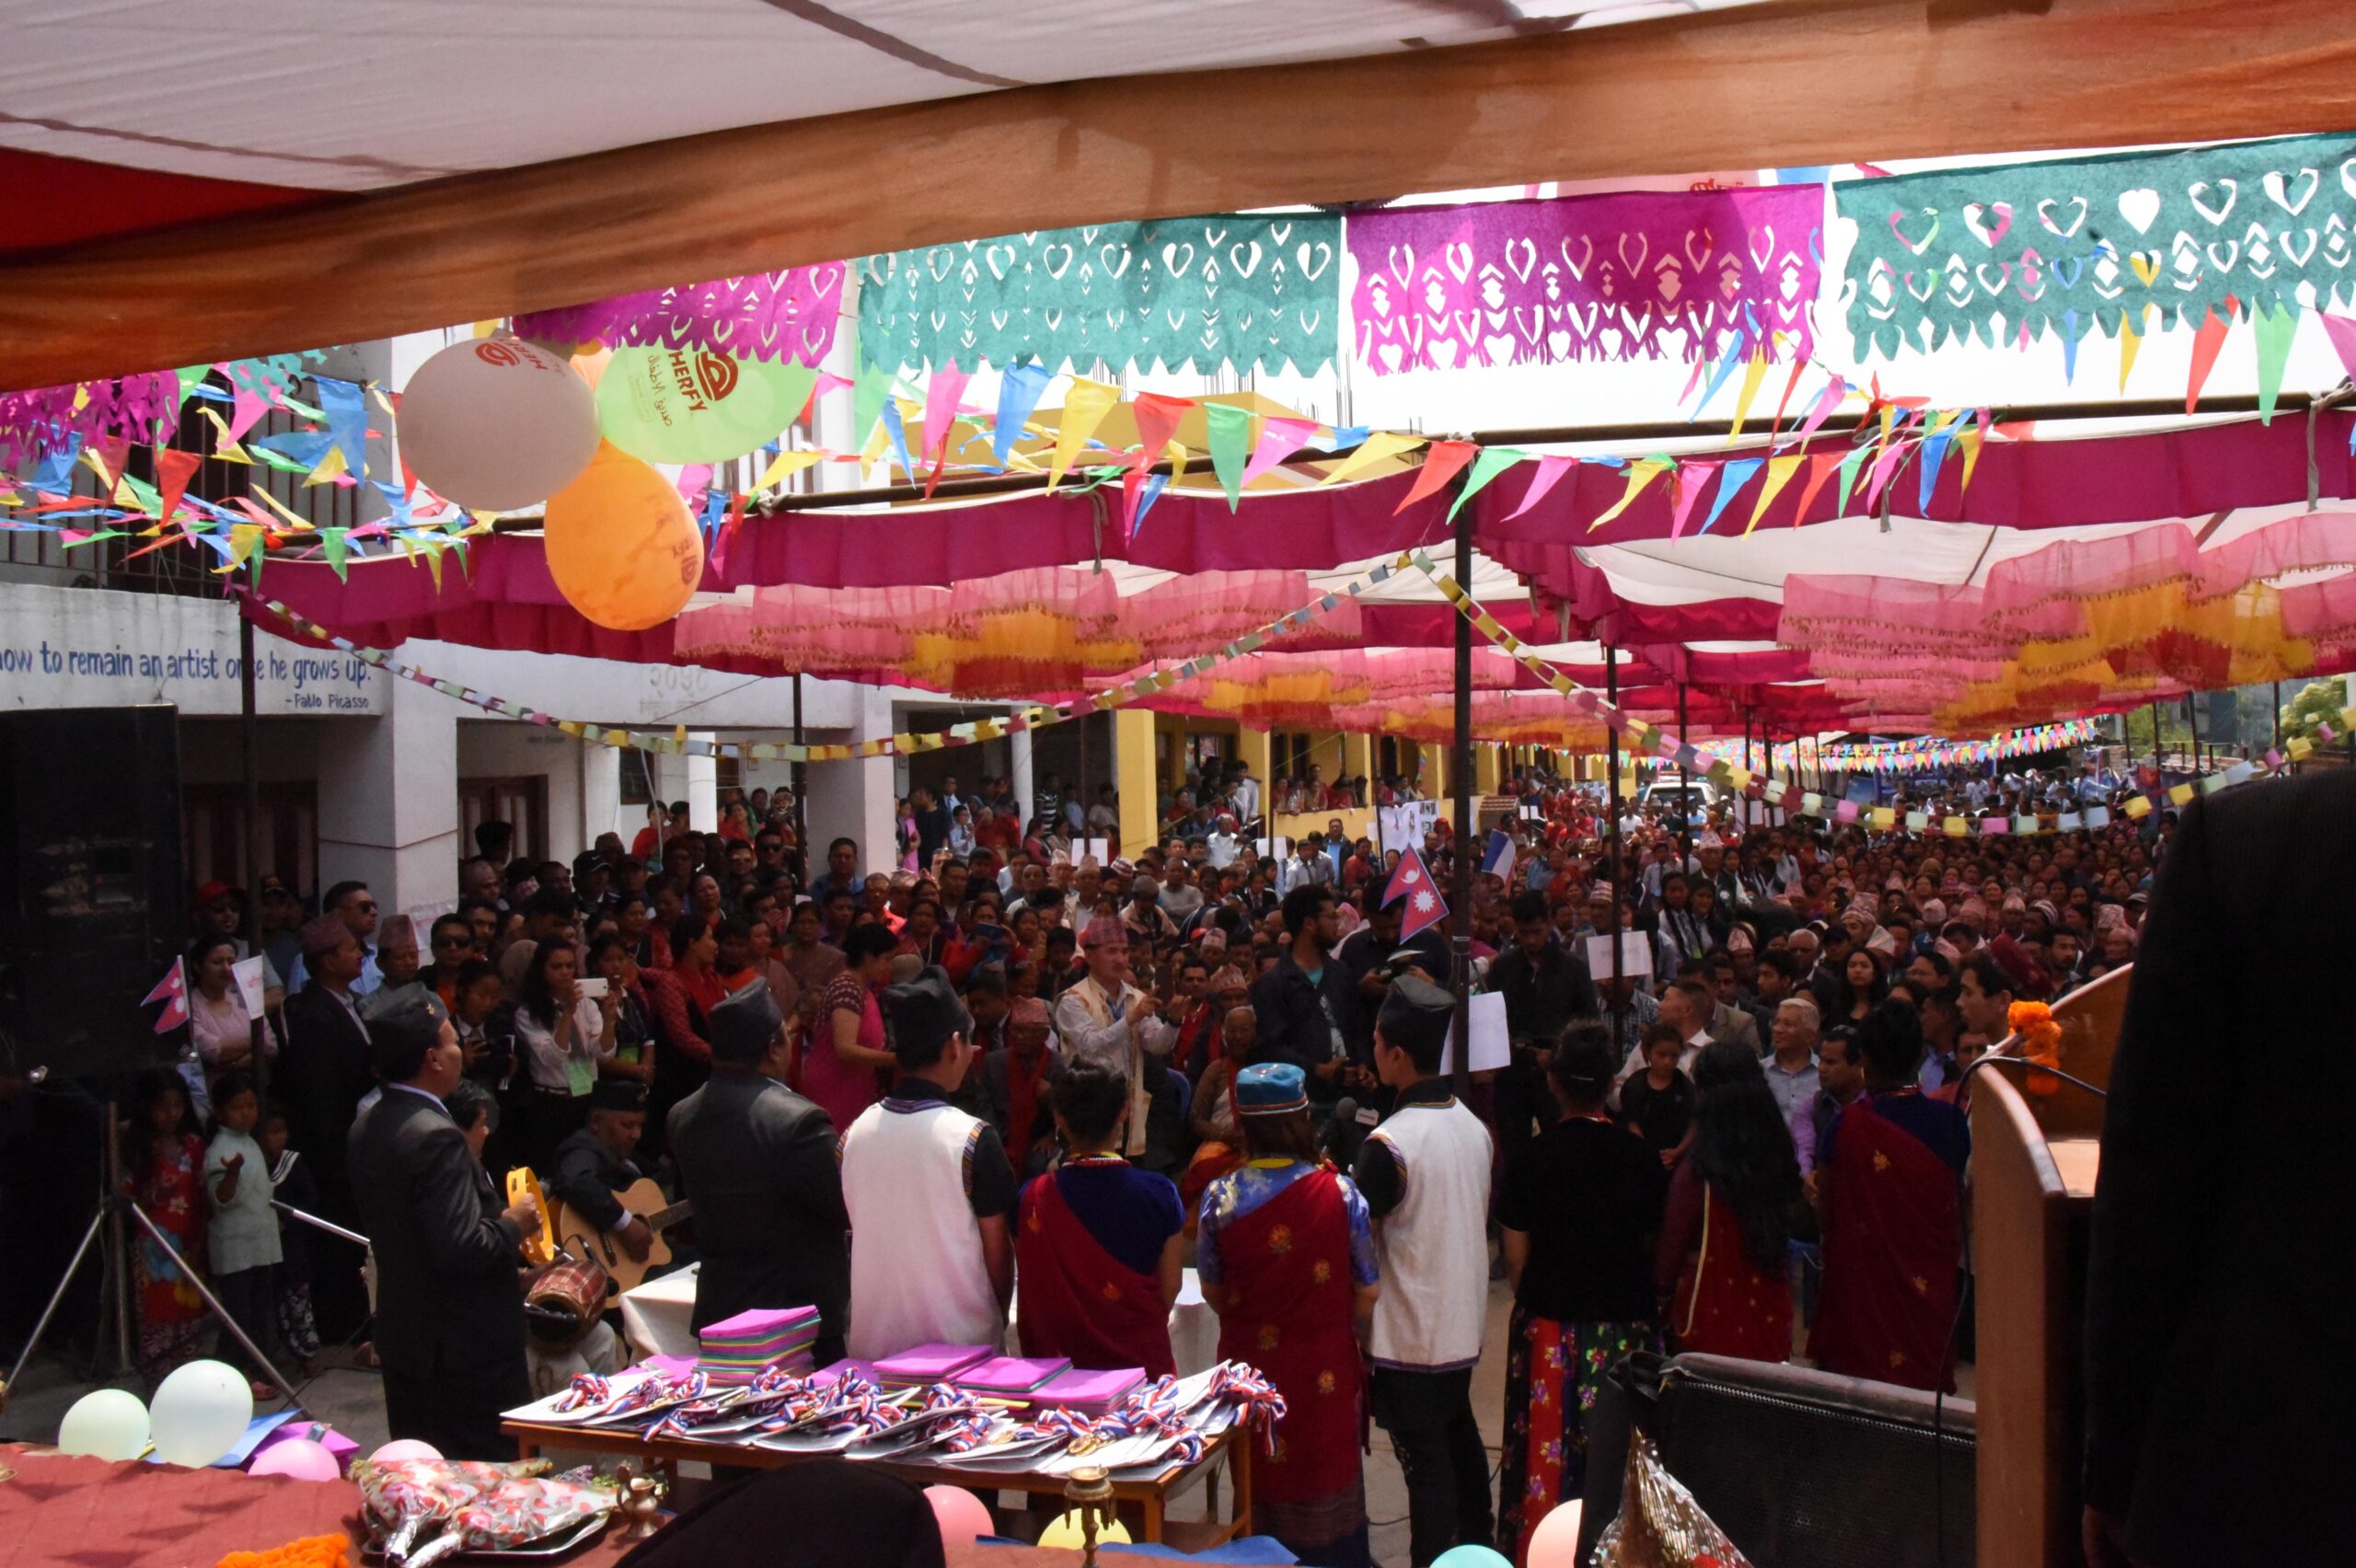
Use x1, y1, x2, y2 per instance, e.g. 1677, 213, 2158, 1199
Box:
67, 746, 2186, 1565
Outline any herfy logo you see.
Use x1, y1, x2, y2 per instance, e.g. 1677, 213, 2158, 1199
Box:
665, 350, 738, 411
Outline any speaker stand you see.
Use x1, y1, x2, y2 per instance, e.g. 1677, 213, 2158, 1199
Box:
0, 1101, 308, 1419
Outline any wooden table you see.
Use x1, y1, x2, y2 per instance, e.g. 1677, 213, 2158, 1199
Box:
502, 1417, 1253, 1549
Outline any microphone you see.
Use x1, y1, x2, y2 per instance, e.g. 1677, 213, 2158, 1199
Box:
1321, 1095, 1369, 1167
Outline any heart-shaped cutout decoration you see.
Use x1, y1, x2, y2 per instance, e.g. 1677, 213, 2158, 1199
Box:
2038, 196, 2088, 238
2188, 179, 2237, 225
2266, 167, 2319, 216
1963, 202, 2014, 248
2118, 188, 2163, 235
1888, 208, 1941, 256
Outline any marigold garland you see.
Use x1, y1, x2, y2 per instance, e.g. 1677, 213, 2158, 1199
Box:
2007, 999, 2064, 1099
216, 1539, 348, 1568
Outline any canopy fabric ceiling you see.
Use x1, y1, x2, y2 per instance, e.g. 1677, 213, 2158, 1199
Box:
0, 0, 1762, 254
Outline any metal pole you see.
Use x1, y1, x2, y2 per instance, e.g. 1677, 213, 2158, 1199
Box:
1604, 643, 1625, 1051
239, 614, 267, 1104
2150, 700, 2163, 770
2272, 680, 2281, 751
1449, 498, 1474, 1100
791, 672, 808, 864
2188, 692, 2203, 772
1677, 681, 1692, 868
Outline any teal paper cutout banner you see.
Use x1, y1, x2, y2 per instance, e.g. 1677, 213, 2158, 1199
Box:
857, 213, 1341, 375
1839, 132, 2356, 357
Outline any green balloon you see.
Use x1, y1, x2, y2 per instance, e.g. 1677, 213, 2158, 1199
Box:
597, 348, 815, 465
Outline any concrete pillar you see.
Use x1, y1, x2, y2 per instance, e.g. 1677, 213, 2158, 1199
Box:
805, 687, 898, 876
1238, 727, 1272, 792
654, 737, 719, 831
1343, 732, 1373, 792
1419, 743, 1446, 799
317, 674, 460, 919
1476, 744, 1502, 794
1115, 708, 1160, 859
1008, 719, 1036, 832
581, 742, 623, 852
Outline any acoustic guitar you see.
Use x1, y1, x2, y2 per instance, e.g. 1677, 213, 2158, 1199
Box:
545, 1177, 693, 1296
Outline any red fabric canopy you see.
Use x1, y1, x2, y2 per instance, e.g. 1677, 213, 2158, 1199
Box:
0, 147, 323, 259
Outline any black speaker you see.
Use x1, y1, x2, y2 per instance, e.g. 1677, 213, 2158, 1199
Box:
0, 704, 184, 1080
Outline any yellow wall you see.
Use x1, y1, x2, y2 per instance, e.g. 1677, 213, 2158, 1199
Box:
1343, 732, 1373, 785
1419, 743, 1445, 798
1114, 708, 1160, 858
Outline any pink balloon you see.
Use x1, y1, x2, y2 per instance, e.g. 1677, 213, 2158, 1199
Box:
925, 1483, 994, 1548
248, 1437, 341, 1482
368, 1439, 442, 1464
1527, 1498, 1586, 1568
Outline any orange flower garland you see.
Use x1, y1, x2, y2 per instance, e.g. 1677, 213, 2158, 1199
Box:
2007, 999, 2064, 1099
216, 1535, 350, 1568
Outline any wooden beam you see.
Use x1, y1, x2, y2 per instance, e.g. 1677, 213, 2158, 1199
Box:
6, 0, 2356, 386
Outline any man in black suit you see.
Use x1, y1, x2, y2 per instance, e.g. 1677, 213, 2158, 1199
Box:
2082, 769, 2353, 1568
348, 990, 539, 1458
277, 913, 378, 1343
667, 978, 850, 1360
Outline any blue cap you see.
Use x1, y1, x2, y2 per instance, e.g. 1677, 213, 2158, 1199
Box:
1234, 1062, 1309, 1116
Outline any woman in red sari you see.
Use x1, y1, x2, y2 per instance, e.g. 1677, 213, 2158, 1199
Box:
1015, 1055, 1184, 1378
1810, 998, 1969, 1392
1657, 1041, 1805, 1364
1198, 1064, 1380, 1568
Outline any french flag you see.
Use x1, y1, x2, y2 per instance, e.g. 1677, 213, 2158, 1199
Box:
1382, 845, 1449, 940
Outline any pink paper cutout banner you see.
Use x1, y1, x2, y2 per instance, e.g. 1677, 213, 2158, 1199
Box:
0, 373, 180, 467
514, 264, 847, 366
1346, 185, 1821, 374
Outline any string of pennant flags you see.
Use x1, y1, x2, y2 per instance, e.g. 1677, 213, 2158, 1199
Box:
1786, 721, 2107, 774
244, 555, 1408, 764
1406, 551, 2356, 836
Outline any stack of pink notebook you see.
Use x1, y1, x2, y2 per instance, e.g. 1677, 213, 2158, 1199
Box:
1030, 1366, 1146, 1412
698, 1306, 819, 1385
951, 1355, 1069, 1397
872, 1343, 993, 1388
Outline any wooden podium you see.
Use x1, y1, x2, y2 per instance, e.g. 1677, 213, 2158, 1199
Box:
1968, 964, 2128, 1568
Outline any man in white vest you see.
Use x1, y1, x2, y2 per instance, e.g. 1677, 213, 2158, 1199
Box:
840, 967, 1018, 1360
1352, 974, 1496, 1566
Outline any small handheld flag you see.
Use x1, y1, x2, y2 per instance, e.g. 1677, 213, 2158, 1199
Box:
1480, 828, 1517, 884
142, 958, 189, 1034
1382, 846, 1449, 940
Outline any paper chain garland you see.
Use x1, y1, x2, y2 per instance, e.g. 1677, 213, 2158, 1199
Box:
1408, 552, 2356, 836
247, 557, 1407, 763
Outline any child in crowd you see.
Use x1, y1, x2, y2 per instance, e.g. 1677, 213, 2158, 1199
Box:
203, 1071, 283, 1400
1619, 1022, 1697, 1167
259, 1104, 324, 1375
124, 1068, 208, 1388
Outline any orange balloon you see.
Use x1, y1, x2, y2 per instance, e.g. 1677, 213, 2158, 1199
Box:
542, 443, 704, 631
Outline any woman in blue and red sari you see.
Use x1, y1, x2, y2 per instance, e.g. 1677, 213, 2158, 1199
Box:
1014, 1054, 1184, 1378
1198, 1063, 1380, 1568
1809, 997, 1969, 1392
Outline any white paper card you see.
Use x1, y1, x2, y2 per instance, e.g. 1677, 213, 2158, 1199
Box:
1439, 990, 1513, 1076
1586, 932, 1653, 979
231, 955, 268, 1014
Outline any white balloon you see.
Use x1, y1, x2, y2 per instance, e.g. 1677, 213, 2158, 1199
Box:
148, 1358, 253, 1468
57, 1388, 150, 1461
398, 336, 601, 512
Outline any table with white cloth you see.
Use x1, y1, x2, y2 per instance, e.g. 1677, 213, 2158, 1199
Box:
618, 1262, 1219, 1375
